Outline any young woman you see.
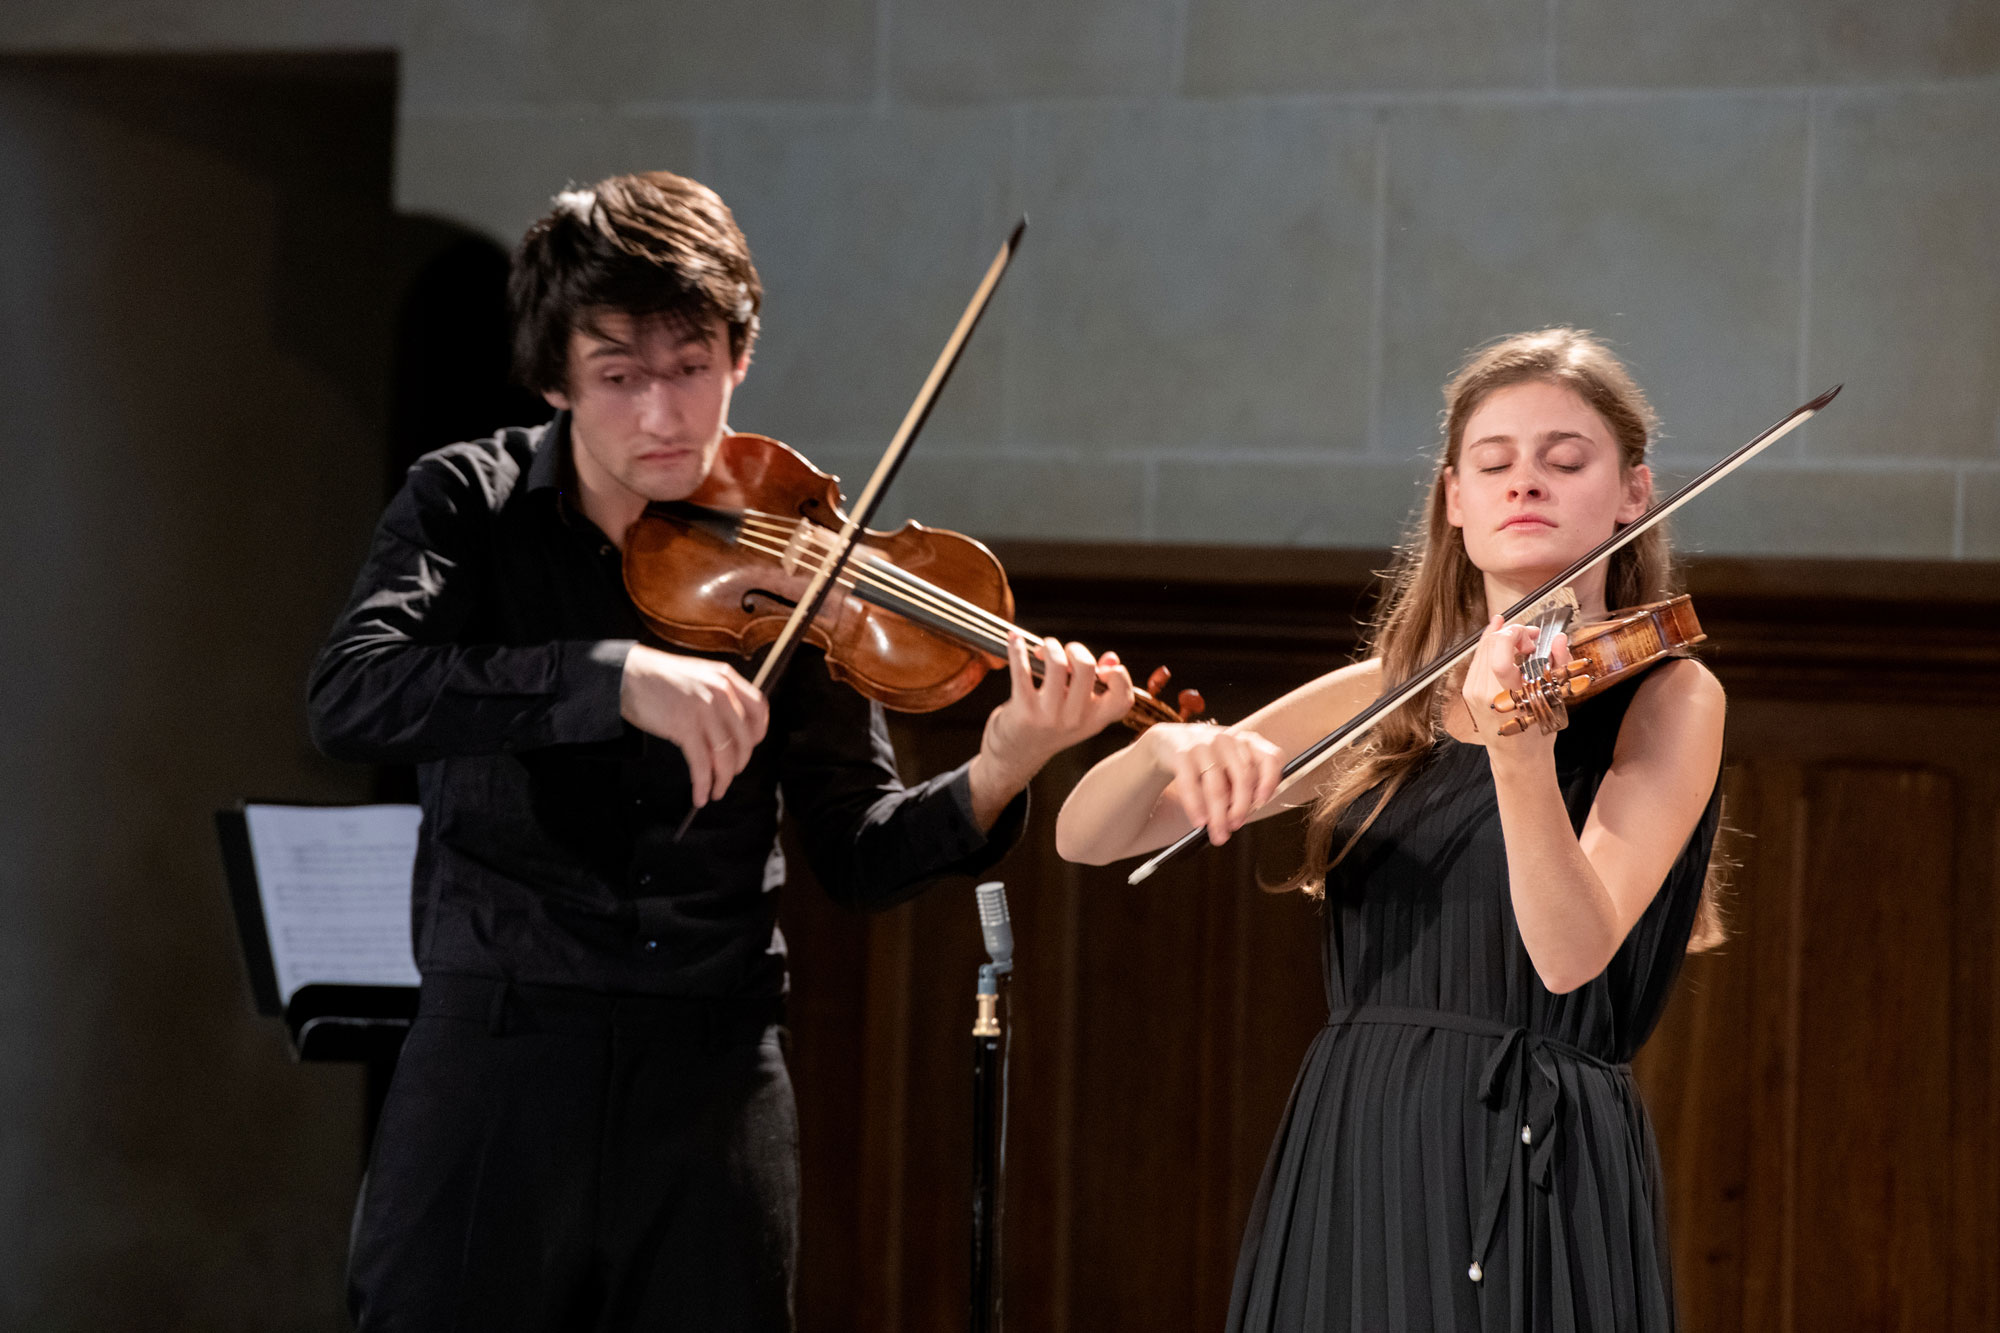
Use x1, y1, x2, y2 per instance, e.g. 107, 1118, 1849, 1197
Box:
1057, 329, 1725, 1331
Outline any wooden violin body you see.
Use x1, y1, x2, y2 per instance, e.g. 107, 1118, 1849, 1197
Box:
1493, 595, 1706, 736
625, 434, 1009, 712
623, 434, 1201, 727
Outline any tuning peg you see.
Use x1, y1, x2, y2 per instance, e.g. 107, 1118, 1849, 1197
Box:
1146, 665, 1172, 696
1176, 688, 1206, 723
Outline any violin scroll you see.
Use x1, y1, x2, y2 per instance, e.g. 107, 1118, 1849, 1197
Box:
1125, 666, 1208, 732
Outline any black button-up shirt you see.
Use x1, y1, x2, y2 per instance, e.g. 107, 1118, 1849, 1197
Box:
307, 414, 1023, 997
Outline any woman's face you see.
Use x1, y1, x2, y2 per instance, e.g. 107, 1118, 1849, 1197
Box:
1443, 379, 1651, 601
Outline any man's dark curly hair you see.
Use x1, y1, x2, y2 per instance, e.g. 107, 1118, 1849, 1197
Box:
509, 171, 762, 395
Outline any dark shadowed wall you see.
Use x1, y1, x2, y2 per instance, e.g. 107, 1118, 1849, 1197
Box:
0, 56, 398, 1329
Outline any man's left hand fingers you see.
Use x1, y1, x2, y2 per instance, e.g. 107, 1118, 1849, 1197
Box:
1057, 642, 1098, 727
1035, 636, 1071, 703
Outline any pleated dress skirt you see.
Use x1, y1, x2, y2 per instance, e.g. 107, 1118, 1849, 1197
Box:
1226, 677, 1719, 1333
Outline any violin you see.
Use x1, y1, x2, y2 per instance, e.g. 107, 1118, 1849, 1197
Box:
1489, 594, 1706, 736
621, 433, 1205, 731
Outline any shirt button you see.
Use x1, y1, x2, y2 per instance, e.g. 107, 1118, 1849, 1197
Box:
1521, 1124, 1533, 1145
638, 871, 654, 887
644, 939, 659, 953
632, 796, 644, 808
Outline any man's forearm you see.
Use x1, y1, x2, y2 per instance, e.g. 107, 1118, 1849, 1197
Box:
965, 749, 1037, 833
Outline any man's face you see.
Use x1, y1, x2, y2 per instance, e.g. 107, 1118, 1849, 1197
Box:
543, 310, 748, 505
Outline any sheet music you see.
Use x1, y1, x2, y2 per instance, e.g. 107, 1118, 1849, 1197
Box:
243, 804, 423, 1004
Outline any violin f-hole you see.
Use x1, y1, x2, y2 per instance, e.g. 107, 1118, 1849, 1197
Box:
741, 588, 799, 615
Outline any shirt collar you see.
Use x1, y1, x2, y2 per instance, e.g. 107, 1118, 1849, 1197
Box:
526, 410, 590, 526
526, 410, 572, 495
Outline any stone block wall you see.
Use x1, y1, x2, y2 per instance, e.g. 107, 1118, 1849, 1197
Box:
13, 0, 1997, 558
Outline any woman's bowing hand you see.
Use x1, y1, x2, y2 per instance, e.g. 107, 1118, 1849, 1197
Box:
1148, 720, 1284, 846
1055, 657, 1381, 867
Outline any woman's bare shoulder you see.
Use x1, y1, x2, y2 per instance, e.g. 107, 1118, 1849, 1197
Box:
1629, 655, 1725, 716
1617, 656, 1726, 761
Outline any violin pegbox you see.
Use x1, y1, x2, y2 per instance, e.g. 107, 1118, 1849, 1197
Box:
1147, 665, 1208, 724
1125, 665, 1209, 732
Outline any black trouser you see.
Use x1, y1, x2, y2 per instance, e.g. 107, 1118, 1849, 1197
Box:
349, 975, 796, 1332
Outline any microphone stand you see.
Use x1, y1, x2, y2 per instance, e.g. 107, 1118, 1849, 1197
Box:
970, 882, 1013, 1333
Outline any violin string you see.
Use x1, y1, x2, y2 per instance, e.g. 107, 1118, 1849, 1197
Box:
726, 525, 1022, 659
845, 547, 1180, 715
731, 517, 1188, 719
856, 555, 1023, 645
788, 547, 1017, 657
723, 516, 1173, 719
730, 520, 1012, 647
732, 534, 1036, 679
726, 515, 1165, 706
728, 511, 1186, 719
733, 512, 1028, 654
728, 531, 867, 596
733, 510, 1007, 636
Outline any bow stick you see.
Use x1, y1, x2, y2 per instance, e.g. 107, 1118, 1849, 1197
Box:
677, 218, 1027, 836
1125, 382, 1843, 886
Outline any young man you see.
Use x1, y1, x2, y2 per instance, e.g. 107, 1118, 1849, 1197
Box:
310, 171, 1132, 1331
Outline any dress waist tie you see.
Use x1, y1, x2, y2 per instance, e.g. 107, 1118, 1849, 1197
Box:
1325, 1005, 1628, 1333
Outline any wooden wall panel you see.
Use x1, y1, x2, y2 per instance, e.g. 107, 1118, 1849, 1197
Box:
782, 548, 2000, 1332
1639, 703, 2000, 1331
1962, 798, 2000, 1328
1740, 764, 1808, 1333
1795, 768, 1956, 1329
1630, 763, 1769, 1329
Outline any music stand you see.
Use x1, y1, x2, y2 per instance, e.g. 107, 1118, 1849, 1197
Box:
215, 801, 421, 1152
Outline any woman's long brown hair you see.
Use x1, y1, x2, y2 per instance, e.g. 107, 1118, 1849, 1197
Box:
1281, 328, 1727, 952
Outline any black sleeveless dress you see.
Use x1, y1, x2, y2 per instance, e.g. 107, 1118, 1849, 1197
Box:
1227, 676, 1721, 1333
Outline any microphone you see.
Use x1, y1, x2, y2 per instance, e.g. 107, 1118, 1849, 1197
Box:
974, 881, 1013, 976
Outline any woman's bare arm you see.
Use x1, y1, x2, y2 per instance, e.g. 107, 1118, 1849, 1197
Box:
1473, 644, 1725, 993
1054, 659, 1384, 866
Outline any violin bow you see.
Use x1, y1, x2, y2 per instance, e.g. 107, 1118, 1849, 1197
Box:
1125, 382, 1843, 886
676, 218, 1027, 836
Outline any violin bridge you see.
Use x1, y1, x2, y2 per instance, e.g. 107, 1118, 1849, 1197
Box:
780, 518, 815, 576
1520, 587, 1577, 685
